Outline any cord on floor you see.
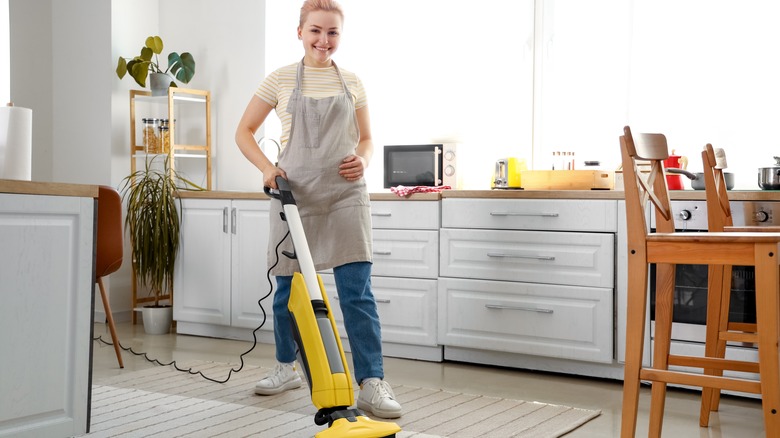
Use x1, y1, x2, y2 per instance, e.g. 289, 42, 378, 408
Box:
93, 229, 290, 383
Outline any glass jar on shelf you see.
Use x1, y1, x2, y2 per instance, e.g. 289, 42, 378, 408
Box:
141, 118, 159, 154
159, 125, 170, 154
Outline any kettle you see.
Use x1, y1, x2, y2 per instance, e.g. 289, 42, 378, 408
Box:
663, 150, 688, 190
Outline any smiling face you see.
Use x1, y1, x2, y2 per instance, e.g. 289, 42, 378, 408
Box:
298, 10, 342, 68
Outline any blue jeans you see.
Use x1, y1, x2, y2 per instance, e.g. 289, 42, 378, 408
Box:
272, 261, 384, 384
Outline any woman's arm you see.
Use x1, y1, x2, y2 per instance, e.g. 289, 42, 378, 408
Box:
235, 95, 286, 189
339, 105, 373, 181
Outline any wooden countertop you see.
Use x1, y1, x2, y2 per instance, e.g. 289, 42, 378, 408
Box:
441, 189, 780, 201
178, 190, 270, 200
7, 180, 774, 202
0, 179, 98, 198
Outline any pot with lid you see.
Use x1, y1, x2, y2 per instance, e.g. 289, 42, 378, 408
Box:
758, 157, 780, 190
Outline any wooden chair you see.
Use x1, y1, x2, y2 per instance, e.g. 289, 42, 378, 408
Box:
699, 143, 779, 425
96, 185, 124, 368
619, 126, 780, 437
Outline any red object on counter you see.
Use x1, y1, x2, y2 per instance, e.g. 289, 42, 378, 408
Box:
664, 154, 685, 190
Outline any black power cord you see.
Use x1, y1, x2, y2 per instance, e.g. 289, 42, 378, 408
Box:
93, 229, 291, 383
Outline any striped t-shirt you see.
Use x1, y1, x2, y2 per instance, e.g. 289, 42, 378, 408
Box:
255, 62, 368, 149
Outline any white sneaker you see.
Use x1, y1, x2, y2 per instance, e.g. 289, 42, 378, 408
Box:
254, 362, 302, 395
357, 378, 402, 419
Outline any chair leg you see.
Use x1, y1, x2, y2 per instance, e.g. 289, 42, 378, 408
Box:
97, 277, 124, 368
648, 263, 675, 437
701, 264, 728, 426
621, 257, 650, 438
754, 245, 780, 436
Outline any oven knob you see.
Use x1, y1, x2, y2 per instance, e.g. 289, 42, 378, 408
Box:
754, 210, 770, 223
679, 209, 692, 221
444, 150, 455, 161
444, 165, 456, 176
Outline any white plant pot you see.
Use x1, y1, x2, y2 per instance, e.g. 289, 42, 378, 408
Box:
149, 72, 173, 97
141, 305, 172, 335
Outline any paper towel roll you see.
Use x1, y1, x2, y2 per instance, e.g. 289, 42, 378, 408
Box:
0, 104, 33, 181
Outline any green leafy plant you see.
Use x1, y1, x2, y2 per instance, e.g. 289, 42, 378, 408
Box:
115, 35, 196, 88
119, 156, 202, 306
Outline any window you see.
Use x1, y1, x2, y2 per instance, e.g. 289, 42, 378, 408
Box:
265, 0, 780, 191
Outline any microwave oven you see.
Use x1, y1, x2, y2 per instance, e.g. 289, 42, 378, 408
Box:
383, 143, 457, 188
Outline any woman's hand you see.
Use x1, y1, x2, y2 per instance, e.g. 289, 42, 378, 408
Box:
263, 166, 288, 190
339, 154, 367, 181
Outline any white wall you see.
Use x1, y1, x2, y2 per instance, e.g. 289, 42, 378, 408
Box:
157, 0, 265, 192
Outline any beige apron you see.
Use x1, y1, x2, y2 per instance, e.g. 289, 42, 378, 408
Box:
268, 60, 372, 276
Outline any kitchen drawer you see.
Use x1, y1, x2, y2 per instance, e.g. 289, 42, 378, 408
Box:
320, 274, 438, 347
371, 201, 440, 230
438, 277, 613, 363
440, 228, 614, 288
372, 229, 438, 279
442, 198, 617, 232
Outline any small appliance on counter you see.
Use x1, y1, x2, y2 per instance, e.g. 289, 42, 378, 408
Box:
383, 143, 457, 188
492, 157, 525, 189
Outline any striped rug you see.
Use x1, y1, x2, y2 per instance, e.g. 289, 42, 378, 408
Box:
81, 362, 600, 438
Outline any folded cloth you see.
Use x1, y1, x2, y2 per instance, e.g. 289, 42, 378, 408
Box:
390, 185, 452, 197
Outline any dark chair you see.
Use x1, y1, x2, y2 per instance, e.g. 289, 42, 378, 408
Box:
96, 185, 124, 368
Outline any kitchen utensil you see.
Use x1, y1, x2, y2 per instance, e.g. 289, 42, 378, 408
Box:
663, 151, 688, 190
518, 170, 614, 190
758, 157, 780, 190
690, 172, 734, 190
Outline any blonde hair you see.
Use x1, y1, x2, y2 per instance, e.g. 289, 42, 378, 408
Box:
299, 0, 344, 28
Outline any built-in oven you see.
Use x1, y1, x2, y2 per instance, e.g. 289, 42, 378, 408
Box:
646, 200, 780, 391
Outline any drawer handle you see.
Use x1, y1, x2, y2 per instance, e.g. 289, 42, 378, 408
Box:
373, 250, 392, 255
372, 212, 392, 217
223, 207, 229, 233
489, 211, 559, 218
486, 304, 554, 314
333, 296, 391, 304
487, 252, 556, 261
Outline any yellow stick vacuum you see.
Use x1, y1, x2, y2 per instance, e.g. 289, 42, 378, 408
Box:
266, 176, 401, 438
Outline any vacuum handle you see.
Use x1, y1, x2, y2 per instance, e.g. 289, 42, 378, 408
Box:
264, 176, 296, 205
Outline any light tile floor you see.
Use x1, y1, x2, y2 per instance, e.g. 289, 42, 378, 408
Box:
92, 321, 767, 437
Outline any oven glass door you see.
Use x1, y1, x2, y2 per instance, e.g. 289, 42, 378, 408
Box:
649, 263, 757, 340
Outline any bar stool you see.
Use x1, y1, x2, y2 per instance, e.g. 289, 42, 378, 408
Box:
619, 126, 780, 437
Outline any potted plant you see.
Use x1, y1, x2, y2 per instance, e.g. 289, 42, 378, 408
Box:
119, 156, 201, 334
115, 35, 196, 96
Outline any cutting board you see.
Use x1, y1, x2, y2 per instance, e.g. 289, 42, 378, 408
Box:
520, 170, 614, 190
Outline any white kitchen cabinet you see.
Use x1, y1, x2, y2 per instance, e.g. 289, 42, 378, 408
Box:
317, 200, 443, 361
439, 277, 613, 363
174, 197, 275, 340
0, 191, 95, 438
319, 273, 439, 356
439, 198, 616, 364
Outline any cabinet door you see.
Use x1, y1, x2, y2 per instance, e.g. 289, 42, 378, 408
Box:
439, 277, 613, 363
372, 229, 439, 279
440, 228, 614, 288
319, 274, 438, 347
174, 198, 232, 325
231, 199, 275, 329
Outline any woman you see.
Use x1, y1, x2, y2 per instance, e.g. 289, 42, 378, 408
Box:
234, 0, 402, 419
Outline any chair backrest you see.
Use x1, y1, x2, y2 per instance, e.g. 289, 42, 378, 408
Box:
96, 185, 123, 279
702, 144, 733, 231
620, 126, 676, 246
